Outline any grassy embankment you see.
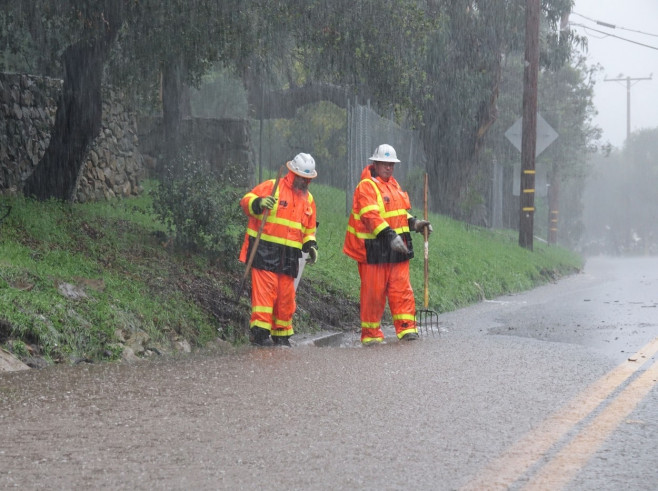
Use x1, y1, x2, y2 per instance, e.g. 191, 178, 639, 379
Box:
0, 180, 583, 365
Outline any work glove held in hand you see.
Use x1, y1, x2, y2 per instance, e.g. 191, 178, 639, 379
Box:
390, 234, 409, 254
260, 196, 277, 210
414, 219, 433, 235
307, 246, 318, 265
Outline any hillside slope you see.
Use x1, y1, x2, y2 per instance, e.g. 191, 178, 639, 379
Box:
0, 182, 583, 368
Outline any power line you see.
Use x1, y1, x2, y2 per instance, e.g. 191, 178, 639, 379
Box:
571, 12, 658, 38
570, 23, 658, 51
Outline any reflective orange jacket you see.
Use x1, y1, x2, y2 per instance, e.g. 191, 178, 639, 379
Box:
239, 171, 317, 278
343, 164, 414, 264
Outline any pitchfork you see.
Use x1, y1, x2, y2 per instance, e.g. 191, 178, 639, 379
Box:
416, 173, 439, 336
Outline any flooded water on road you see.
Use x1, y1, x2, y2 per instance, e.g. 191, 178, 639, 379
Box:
2, 256, 656, 490
485, 256, 658, 362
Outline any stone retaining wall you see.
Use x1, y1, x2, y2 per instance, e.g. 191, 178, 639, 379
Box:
1, 73, 253, 201
0, 73, 144, 202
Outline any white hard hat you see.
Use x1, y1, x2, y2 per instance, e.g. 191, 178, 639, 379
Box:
287, 153, 317, 178
369, 144, 400, 163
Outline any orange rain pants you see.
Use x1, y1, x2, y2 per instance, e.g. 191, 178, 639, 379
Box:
250, 268, 295, 338
358, 261, 417, 343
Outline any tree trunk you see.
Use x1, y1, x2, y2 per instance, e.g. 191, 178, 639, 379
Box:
23, 41, 107, 201
160, 56, 186, 172
23, 1, 125, 202
548, 163, 560, 244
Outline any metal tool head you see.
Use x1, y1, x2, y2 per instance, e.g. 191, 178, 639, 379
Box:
416, 309, 439, 337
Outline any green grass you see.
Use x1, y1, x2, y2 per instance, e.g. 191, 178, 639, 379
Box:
0, 179, 583, 366
0, 186, 220, 364
305, 183, 583, 314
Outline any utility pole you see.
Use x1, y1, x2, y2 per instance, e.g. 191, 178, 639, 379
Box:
604, 75, 653, 143
547, 10, 571, 247
519, 0, 540, 251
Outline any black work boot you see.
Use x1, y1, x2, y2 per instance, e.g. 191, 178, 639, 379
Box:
272, 335, 291, 347
250, 327, 273, 347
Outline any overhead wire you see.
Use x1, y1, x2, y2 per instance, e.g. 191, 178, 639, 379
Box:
569, 22, 658, 51
571, 12, 658, 38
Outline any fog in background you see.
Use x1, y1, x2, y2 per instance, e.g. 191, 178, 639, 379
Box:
573, 0, 658, 256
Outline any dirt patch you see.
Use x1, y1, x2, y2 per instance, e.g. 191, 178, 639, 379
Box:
295, 278, 360, 332
152, 263, 359, 341
175, 272, 251, 335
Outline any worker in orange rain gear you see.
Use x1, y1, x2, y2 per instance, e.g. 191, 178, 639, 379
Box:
239, 153, 319, 347
343, 144, 432, 345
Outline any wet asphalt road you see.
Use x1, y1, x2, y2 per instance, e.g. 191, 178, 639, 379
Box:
1, 256, 657, 490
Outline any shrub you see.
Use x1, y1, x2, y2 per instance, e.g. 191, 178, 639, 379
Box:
152, 151, 244, 270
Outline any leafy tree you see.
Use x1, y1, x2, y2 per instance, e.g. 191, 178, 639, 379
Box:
4, 1, 257, 200
244, 0, 430, 119
108, 0, 256, 169
5, 0, 428, 200
0, 2, 68, 75
478, 53, 599, 240
417, 0, 584, 220
5, 0, 599, 236
536, 58, 599, 247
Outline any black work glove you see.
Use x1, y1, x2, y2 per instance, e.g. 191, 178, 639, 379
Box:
413, 219, 433, 235
307, 246, 318, 265
390, 234, 409, 254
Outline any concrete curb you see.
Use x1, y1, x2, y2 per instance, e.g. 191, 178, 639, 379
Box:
295, 331, 345, 347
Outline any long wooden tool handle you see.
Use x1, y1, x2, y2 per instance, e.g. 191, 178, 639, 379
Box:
423, 173, 429, 309
236, 165, 285, 300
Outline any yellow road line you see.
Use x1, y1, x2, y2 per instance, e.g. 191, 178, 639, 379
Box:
524, 358, 658, 490
461, 337, 658, 490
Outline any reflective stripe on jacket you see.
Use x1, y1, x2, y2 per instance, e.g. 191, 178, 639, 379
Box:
239, 171, 317, 278
343, 164, 414, 264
